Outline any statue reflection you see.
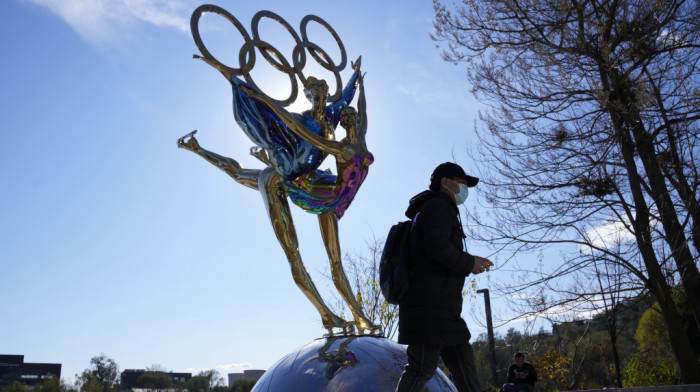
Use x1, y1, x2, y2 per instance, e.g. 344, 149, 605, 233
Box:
316, 336, 359, 380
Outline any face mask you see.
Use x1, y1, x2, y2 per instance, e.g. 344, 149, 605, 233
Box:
450, 180, 470, 205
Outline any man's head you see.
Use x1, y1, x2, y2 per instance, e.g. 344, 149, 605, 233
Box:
514, 352, 525, 366
430, 162, 479, 204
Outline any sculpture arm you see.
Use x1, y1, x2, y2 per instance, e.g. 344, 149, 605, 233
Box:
193, 55, 232, 82
239, 85, 345, 156
326, 65, 360, 127
357, 72, 367, 139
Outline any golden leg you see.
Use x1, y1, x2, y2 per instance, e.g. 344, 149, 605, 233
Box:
177, 131, 260, 190
258, 168, 351, 333
318, 212, 382, 335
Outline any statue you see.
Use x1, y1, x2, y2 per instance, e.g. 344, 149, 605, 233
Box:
178, 5, 380, 336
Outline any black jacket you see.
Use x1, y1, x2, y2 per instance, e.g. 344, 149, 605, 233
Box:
506, 363, 538, 385
397, 190, 476, 345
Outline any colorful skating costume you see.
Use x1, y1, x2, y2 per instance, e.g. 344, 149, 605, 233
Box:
229, 71, 359, 180
284, 152, 374, 219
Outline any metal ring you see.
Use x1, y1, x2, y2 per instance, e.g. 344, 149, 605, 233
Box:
251, 11, 305, 75
293, 40, 342, 101
300, 15, 347, 71
190, 4, 255, 76
191, 6, 350, 107
249, 39, 295, 73
238, 40, 255, 75
244, 40, 298, 106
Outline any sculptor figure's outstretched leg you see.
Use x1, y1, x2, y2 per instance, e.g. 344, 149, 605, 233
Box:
318, 212, 382, 335
178, 131, 260, 190
258, 167, 352, 335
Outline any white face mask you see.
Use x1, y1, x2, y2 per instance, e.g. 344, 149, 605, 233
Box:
448, 180, 470, 205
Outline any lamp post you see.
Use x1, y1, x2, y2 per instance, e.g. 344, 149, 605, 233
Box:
477, 288, 498, 388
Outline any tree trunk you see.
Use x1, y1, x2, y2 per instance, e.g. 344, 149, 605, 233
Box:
648, 273, 700, 383
606, 87, 700, 381
620, 134, 700, 382
632, 121, 700, 333
608, 314, 623, 388
647, 74, 700, 259
613, 69, 700, 335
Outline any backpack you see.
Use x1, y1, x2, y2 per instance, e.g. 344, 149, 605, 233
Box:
379, 219, 414, 305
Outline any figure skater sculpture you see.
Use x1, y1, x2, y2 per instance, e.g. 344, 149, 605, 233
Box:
180, 6, 380, 335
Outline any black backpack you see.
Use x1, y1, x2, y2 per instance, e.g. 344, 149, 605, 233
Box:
379, 219, 414, 305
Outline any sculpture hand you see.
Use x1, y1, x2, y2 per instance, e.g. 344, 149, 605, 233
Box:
177, 130, 200, 152
351, 56, 362, 71
250, 146, 271, 165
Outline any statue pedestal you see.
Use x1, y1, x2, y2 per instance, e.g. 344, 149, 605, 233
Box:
251, 335, 457, 391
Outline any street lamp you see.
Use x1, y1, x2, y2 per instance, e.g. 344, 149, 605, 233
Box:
477, 288, 498, 388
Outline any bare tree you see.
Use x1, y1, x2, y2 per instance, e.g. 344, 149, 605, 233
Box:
432, 0, 700, 381
324, 239, 399, 339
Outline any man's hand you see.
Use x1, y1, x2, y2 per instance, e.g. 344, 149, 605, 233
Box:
472, 256, 494, 275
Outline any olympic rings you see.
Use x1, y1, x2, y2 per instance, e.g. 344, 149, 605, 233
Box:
190, 5, 350, 107
190, 5, 255, 76
251, 11, 303, 74
300, 15, 346, 71
292, 40, 342, 101
243, 40, 299, 106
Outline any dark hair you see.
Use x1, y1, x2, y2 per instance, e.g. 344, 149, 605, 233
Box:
514, 352, 525, 359
429, 178, 445, 192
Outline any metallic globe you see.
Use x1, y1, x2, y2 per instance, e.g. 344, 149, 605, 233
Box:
251, 335, 458, 391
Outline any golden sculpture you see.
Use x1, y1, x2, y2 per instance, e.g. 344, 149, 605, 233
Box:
180, 5, 380, 336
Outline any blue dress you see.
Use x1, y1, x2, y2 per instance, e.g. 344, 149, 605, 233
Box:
229, 71, 359, 180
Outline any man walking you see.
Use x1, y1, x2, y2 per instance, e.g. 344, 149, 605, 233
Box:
395, 162, 494, 392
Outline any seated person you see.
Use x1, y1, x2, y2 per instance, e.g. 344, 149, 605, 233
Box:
503, 353, 538, 392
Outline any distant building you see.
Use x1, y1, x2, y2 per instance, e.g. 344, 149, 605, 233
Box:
227, 370, 264, 386
119, 369, 191, 391
0, 354, 61, 389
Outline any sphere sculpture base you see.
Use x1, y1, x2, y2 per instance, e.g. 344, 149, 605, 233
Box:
251, 335, 457, 392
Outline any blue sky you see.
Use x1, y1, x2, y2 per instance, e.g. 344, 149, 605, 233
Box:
0, 0, 527, 382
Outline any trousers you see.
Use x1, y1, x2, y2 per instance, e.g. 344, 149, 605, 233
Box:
395, 342, 481, 392
503, 383, 534, 392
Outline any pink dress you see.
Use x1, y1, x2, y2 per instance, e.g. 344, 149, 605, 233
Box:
284, 152, 374, 218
